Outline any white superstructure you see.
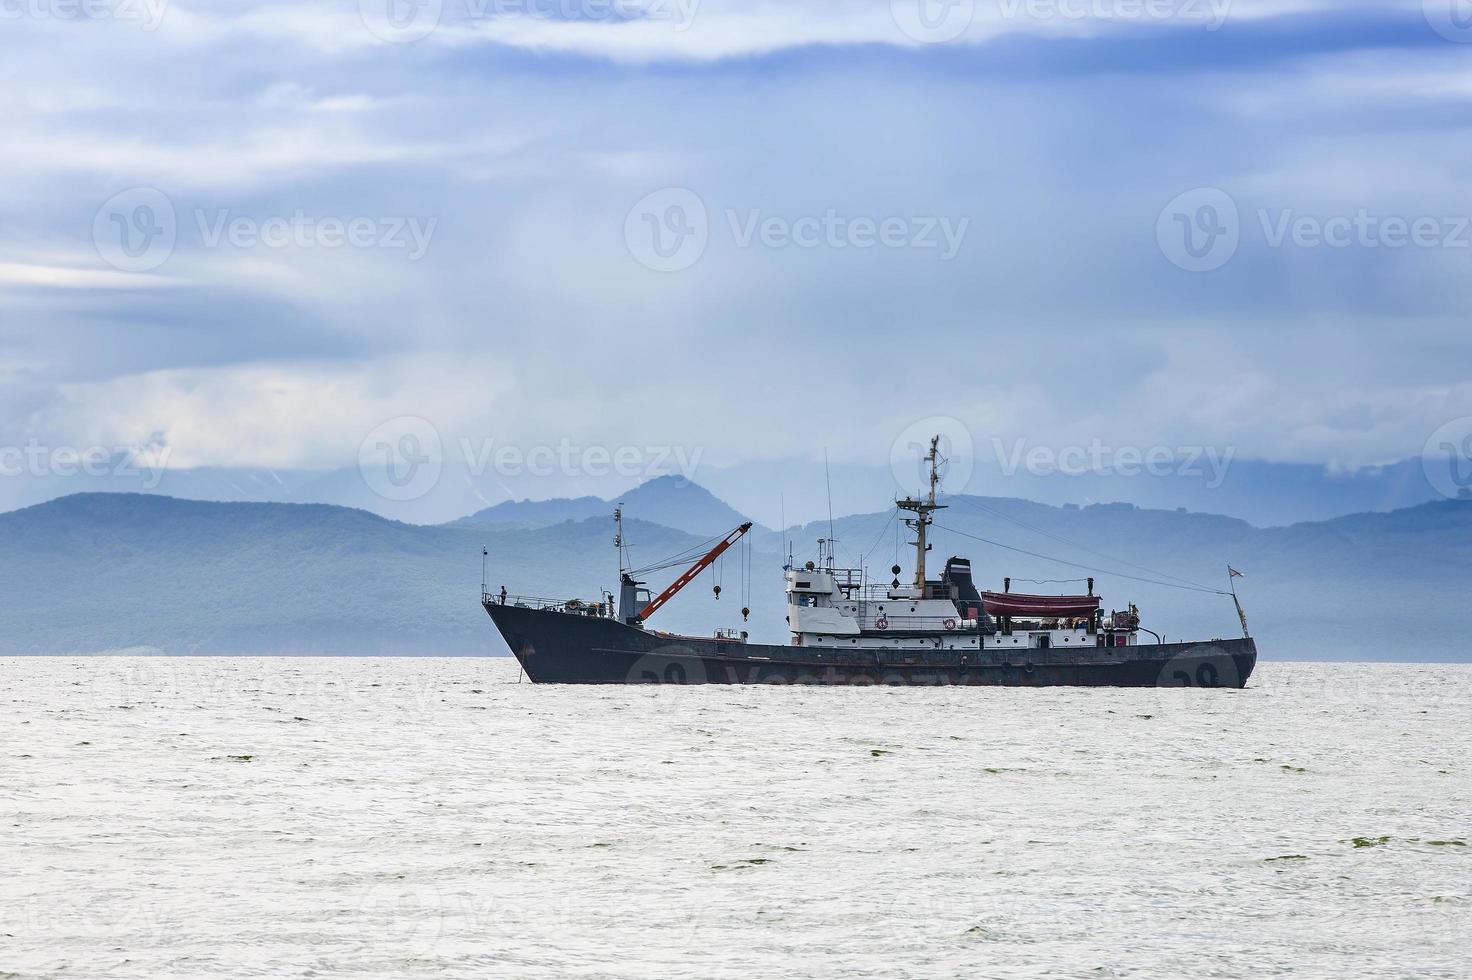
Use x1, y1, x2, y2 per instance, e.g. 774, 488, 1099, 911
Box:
783, 436, 1138, 653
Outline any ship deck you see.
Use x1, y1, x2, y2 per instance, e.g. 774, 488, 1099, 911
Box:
483, 600, 1257, 688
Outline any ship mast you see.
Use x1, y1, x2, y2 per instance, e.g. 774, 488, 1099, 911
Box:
896, 435, 946, 592
614, 505, 628, 578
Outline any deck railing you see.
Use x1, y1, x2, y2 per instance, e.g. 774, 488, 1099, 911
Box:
482, 591, 614, 618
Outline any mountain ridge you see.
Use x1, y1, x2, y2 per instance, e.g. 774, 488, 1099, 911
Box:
450, 474, 756, 537
3, 491, 1469, 661
0, 453, 1453, 529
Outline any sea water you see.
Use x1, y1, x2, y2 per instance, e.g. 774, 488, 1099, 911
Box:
2, 659, 1468, 979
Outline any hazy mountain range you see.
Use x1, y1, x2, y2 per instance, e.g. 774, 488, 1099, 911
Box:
2, 478, 1468, 662
0, 453, 1455, 530
449, 476, 749, 536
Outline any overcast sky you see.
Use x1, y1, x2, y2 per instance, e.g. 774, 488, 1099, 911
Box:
3, 0, 1472, 502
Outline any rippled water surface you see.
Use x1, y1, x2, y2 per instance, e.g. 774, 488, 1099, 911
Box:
3, 659, 1469, 979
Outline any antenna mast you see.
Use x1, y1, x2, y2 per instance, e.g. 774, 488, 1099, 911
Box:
780, 493, 789, 568
824, 448, 836, 542
614, 505, 627, 578
896, 435, 946, 592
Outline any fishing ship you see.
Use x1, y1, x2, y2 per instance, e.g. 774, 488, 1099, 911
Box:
482, 437, 1257, 687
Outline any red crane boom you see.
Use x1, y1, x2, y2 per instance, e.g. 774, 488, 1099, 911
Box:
637, 522, 753, 624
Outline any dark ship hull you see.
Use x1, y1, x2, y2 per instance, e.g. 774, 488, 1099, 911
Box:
485, 601, 1258, 688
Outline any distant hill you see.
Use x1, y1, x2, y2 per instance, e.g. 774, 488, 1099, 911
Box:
0, 493, 724, 657
702, 456, 1449, 531
2, 491, 1469, 661
449, 493, 608, 530
0, 454, 1451, 530
453, 475, 754, 537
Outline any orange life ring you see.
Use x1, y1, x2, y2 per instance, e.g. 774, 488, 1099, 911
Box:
875, 614, 889, 631
943, 618, 957, 631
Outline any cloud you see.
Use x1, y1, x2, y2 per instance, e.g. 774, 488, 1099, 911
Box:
0, 261, 177, 290
2, 0, 1471, 505
162, 0, 1376, 63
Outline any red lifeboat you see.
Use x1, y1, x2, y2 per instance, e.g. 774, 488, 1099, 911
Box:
981, 591, 1101, 619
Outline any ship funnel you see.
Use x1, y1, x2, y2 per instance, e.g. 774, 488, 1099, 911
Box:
618, 573, 646, 627
942, 556, 989, 630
